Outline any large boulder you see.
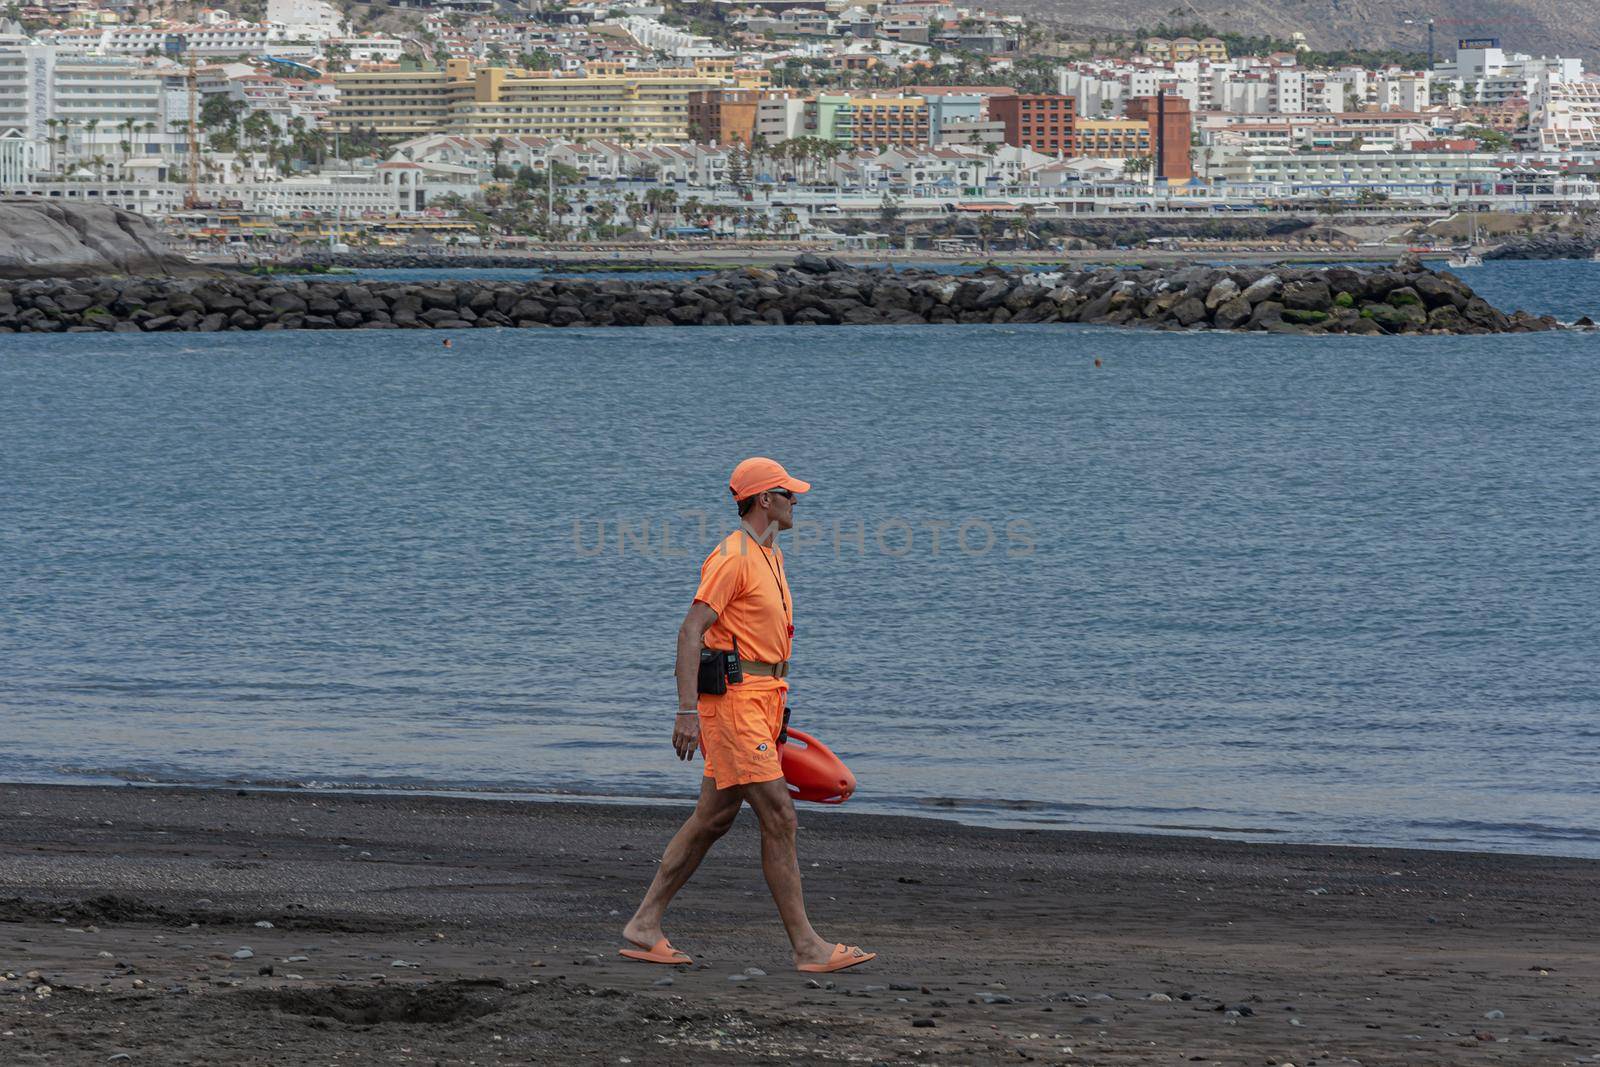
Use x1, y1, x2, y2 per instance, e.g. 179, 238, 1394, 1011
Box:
1281, 279, 1332, 312
1239, 273, 1281, 305
1212, 296, 1253, 330
0, 201, 191, 280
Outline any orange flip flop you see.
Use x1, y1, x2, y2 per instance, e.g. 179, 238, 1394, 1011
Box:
619, 938, 693, 965
798, 943, 876, 973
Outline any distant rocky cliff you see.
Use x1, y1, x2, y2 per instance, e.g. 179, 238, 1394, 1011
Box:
998, 0, 1600, 66
0, 201, 189, 280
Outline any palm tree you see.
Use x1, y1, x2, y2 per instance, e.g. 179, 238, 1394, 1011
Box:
116, 116, 139, 175
1016, 203, 1038, 249
488, 135, 507, 176
644, 187, 679, 236
625, 201, 649, 234
50, 116, 74, 177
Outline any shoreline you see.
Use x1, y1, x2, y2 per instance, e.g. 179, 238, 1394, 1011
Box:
8, 772, 1597, 863
3, 781, 1596, 1064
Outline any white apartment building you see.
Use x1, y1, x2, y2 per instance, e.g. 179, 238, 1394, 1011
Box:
619, 16, 727, 60
1210, 73, 1273, 114
1430, 42, 1582, 106
1530, 75, 1600, 150
329, 36, 404, 63
1198, 111, 1439, 152
0, 42, 176, 176
1373, 72, 1432, 112
41, 24, 282, 58
0, 166, 477, 216
755, 93, 805, 141
1060, 65, 1185, 116
1215, 150, 1499, 195
1065, 54, 1445, 120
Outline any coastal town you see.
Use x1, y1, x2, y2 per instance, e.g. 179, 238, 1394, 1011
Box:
3, 0, 1600, 256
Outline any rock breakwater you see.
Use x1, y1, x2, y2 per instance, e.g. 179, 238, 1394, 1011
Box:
1483, 233, 1600, 260
1, 256, 1558, 334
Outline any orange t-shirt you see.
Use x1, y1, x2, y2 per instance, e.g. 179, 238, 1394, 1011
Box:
694, 528, 793, 691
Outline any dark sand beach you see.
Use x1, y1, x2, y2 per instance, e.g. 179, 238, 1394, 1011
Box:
2, 783, 1596, 1065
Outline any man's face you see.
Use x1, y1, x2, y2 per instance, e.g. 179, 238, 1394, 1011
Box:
766, 488, 797, 531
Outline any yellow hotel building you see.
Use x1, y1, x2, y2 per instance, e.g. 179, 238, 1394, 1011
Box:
1072, 117, 1153, 159
330, 59, 743, 142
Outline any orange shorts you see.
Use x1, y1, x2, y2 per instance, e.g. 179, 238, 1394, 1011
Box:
698, 685, 786, 790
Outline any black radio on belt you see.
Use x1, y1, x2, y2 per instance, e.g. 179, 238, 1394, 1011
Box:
696, 640, 742, 695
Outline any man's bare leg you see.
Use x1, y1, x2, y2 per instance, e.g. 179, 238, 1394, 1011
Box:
622, 777, 743, 949
743, 777, 840, 968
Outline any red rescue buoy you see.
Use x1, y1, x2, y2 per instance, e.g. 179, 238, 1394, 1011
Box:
779, 728, 856, 805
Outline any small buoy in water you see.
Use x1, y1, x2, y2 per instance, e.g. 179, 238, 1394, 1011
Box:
1094, 358, 1102, 368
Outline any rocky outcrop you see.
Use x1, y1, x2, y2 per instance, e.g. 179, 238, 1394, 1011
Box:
0, 200, 191, 280
1484, 233, 1600, 260
0, 256, 1562, 335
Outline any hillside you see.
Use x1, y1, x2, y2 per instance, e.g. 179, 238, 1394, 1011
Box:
1003, 0, 1600, 66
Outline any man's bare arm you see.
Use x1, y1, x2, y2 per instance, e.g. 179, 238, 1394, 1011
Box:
672, 601, 718, 760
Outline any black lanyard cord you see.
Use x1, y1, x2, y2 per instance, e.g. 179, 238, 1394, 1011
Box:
758, 544, 787, 617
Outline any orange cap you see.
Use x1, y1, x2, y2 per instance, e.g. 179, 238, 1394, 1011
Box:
729, 457, 811, 500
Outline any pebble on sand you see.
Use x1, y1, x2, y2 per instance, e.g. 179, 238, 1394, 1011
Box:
231, 949, 253, 961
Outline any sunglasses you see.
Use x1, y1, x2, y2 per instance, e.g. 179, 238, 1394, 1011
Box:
767, 488, 795, 500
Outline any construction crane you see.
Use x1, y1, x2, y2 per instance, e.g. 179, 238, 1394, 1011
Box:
1401, 16, 1437, 69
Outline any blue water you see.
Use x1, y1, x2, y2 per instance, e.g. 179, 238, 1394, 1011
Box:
2, 261, 1598, 858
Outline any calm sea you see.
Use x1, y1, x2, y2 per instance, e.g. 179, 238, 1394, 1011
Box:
2, 260, 1597, 857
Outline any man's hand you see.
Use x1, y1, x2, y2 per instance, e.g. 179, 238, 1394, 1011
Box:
673, 712, 701, 761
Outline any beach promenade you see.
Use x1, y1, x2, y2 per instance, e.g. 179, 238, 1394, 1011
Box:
2, 783, 1595, 1065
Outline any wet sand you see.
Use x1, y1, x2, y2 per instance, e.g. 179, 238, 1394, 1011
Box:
2, 783, 1595, 1065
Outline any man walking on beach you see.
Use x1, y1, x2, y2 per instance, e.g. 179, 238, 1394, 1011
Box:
620, 457, 874, 974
